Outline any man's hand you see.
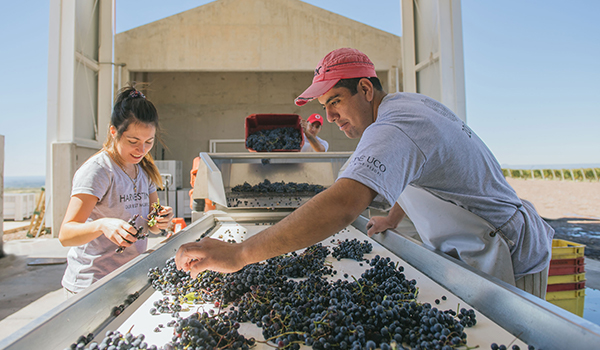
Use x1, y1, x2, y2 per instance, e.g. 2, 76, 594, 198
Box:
366, 203, 406, 237
366, 216, 397, 237
175, 238, 246, 277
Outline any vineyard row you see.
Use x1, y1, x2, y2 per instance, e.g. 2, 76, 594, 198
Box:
502, 168, 600, 181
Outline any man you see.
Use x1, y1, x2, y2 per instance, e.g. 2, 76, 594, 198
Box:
176, 48, 554, 298
301, 113, 329, 152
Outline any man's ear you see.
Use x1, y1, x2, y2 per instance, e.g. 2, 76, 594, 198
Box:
358, 78, 375, 102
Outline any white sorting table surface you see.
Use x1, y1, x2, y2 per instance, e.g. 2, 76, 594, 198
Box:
111, 220, 528, 349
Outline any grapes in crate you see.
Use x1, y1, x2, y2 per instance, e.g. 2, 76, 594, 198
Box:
246, 127, 302, 151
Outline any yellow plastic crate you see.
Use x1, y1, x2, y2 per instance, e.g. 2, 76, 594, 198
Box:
546, 294, 585, 317
548, 273, 586, 285
552, 239, 585, 260
546, 289, 585, 301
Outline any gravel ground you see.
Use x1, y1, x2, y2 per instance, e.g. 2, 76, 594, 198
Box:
506, 178, 600, 260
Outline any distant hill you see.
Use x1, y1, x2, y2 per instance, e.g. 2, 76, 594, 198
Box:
4, 176, 46, 190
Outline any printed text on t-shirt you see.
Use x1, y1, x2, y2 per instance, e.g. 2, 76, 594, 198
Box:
120, 192, 149, 203
351, 155, 387, 176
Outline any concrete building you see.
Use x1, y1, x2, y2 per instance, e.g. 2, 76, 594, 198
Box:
115, 0, 403, 188
46, 0, 465, 236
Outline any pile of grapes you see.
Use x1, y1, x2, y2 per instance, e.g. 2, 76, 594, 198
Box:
246, 127, 302, 152
232, 179, 325, 194
331, 238, 373, 262
71, 236, 536, 350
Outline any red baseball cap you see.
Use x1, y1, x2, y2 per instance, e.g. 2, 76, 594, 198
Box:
295, 48, 377, 106
307, 113, 323, 125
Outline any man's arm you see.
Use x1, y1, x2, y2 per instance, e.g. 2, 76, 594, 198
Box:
304, 132, 326, 152
176, 178, 377, 276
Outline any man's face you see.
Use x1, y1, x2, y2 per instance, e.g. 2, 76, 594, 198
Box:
306, 121, 322, 136
317, 84, 373, 139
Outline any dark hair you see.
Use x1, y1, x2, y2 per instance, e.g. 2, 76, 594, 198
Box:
333, 77, 383, 94
102, 83, 163, 188
111, 84, 159, 136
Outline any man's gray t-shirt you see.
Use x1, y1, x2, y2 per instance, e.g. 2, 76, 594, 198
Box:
339, 92, 553, 277
61, 151, 156, 293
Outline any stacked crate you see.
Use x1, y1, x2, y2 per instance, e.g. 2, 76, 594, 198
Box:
545, 239, 586, 316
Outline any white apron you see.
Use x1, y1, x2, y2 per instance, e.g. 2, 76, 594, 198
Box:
397, 185, 516, 285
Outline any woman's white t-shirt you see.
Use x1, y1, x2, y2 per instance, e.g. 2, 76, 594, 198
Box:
61, 151, 156, 293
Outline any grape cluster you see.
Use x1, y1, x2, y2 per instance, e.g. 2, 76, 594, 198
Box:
231, 179, 325, 194
147, 200, 164, 228
66, 333, 94, 350
111, 291, 141, 317
147, 257, 207, 298
227, 196, 305, 209
66, 331, 156, 350
148, 244, 333, 306
331, 238, 373, 262
269, 243, 333, 278
246, 127, 302, 151
149, 296, 184, 317
170, 311, 256, 349
491, 344, 535, 350
116, 215, 148, 253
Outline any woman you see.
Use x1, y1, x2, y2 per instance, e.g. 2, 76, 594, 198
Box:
59, 84, 173, 295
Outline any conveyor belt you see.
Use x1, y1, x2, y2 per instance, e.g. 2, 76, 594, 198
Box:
113, 220, 527, 349
3, 211, 600, 350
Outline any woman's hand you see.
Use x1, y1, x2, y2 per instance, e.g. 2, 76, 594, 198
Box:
154, 205, 174, 231
60, 194, 139, 247
97, 218, 139, 247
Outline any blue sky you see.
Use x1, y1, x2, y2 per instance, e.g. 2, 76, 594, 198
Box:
1, 0, 599, 177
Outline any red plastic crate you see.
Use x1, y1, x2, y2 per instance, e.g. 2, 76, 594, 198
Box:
245, 114, 304, 152
546, 281, 586, 292
548, 264, 585, 276
550, 257, 585, 267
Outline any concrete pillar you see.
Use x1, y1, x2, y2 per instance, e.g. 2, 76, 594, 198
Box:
50, 142, 77, 237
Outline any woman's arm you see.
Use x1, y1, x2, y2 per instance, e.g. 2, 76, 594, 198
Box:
58, 194, 138, 247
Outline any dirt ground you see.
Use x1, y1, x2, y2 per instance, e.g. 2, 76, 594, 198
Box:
505, 178, 600, 220
2, 229, 52, 241
506, 178, 600, 259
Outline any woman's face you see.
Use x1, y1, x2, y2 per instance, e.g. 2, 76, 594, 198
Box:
111, 122, 156, 165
